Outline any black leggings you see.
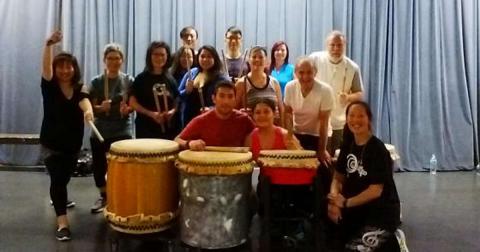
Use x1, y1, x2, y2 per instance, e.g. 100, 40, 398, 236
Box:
45, 153, 77, 216
90, 135, 131, 190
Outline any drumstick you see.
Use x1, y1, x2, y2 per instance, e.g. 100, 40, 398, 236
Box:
286, 112, 293, 138
88, 120, 104, 143
204, 146, 250, 153
104, 69, 110, 116
184, 48, 192, 81
57, 0, 63, 30
198, 86, 206, 112
237, 49, 249, 79
152, 84, 166, 133
221, 49, 229, 75
160, 84, 170, 128
120, 77, 127, 119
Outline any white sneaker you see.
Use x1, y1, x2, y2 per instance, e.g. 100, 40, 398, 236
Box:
395, 229, 409, 252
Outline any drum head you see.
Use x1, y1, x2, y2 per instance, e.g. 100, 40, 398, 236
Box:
176, 150, 253, 175
258, 149, 319, 169
110, 139, 179, 156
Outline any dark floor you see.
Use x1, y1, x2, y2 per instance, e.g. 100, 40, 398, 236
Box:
1, 170, 480, 252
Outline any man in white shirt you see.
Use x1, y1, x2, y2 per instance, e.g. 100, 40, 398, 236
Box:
284, 57, 334, 165
310, 30, 364, 155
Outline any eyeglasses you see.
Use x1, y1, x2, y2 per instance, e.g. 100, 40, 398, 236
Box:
226, 36, 242, 41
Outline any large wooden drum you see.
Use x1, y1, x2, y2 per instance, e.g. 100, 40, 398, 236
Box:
176, 150, 254, 249
104, 139, 179, 234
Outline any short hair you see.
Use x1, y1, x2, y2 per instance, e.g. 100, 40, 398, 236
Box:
294, 56, 317, 72
180, 26, 198, 39
144, 41, 172, 72
269, 41, 290, 74
326, 30, 346, 45
213, 80, 236, 95
225, 26, 242, 38
103, 43, 124, 60
249, 46, 267, 57
250, 97, 276, 112
52, 52, 82, 85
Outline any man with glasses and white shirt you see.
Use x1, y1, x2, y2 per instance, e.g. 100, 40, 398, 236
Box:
310, 30, 364, 155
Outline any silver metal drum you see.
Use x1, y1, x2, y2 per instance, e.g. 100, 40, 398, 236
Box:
176, 150, 254, 249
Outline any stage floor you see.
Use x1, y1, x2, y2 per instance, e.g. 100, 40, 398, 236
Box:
0, 171, 479, 251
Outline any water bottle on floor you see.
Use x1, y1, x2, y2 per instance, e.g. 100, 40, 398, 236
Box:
429, 154, 437, 175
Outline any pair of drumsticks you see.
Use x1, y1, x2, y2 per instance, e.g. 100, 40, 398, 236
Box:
152, 83, 170, 133
222, 49, 249, 109
184, 48, 206, 112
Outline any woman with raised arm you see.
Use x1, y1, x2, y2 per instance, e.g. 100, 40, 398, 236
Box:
328, 101, 402, 251
40, 31, 93, 241
269, 41, 294, 96
178, 45, 229, 127
235, 46, 284, 127
130, 41, 180, 139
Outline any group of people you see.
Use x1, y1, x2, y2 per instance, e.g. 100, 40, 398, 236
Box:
40, 26, 403, 251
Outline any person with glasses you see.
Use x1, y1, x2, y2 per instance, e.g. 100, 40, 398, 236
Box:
223, 26, 249, 82
88, 43, 134, 214
130, 41, 180, 139
310, 30, 364, 155
179, 26, 198, 52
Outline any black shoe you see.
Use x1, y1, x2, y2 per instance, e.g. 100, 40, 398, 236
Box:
50, 200, 76, 208
90, 197, 106, 213
55, 227, 71, 241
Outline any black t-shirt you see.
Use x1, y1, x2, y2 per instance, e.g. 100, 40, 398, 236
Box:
336, 135, 400, 229
131, 70, 180, 137
40, 77, 88, 154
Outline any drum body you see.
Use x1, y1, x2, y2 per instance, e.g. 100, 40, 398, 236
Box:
258, 150, 319, 185
104, 139, 179, 234
176, 150, 254, 249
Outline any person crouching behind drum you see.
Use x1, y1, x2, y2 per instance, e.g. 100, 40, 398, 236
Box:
41, 31, 94, 241
327, 101, 401, 251
175, 80, 255, 150
244, 98, 314, 228
88, 44, 134, 214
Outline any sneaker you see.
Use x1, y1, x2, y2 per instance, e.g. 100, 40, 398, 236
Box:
55, 227, 71, 241
395, 229, 409, 252
50, 200, 76, 208
90, 197, 106, 213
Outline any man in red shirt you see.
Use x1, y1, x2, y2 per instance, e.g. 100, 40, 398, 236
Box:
175, 81, 255, 150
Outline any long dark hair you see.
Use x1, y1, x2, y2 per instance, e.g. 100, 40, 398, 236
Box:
268, 41, 289, 74
52, 52, 82, 85
144, 41, 171, 73
197, 45, 224, 82
170, 46, 197, 77
343, 101, 373, 146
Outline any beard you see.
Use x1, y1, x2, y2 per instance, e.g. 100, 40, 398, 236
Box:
328, 54, 344, 64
